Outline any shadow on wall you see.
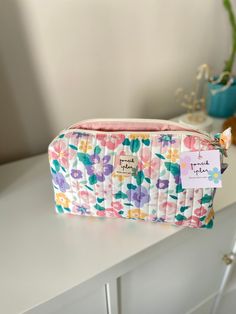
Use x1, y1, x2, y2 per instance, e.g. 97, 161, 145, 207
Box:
0, 1, 51, 165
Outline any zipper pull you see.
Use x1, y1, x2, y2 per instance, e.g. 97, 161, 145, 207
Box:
212, 127, 232, 157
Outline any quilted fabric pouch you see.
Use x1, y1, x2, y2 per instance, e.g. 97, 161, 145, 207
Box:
48, 119, 231, 229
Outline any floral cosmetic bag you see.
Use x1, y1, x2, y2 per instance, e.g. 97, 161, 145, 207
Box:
48, 119, 231, 229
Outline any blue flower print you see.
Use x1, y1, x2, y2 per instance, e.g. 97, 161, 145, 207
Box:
208, 167, 221, 184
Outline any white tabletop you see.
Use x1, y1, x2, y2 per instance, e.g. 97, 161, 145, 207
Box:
0, 146, 235, 314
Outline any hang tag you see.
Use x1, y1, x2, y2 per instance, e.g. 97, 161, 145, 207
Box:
180, 150, 222, 189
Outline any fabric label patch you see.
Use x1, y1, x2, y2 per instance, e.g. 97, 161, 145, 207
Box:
180, 150, 222, 188
115, 155, 138, 176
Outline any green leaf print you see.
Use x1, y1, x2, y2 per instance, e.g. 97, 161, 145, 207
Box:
199, 216, 206, 221
136, 171, 144, 185
160, 170, 166, 176
85, 185, 93, 191
155, 153, 165, 160
127, 183, 137, 190
201, 194, 213, 204
164, 162, 180, 177
122, 138, 130, 146
97, 197, 104, 203
145, 177, 151, 183
53, 160, 60, 172
94, 204, 105, 211
170, 195, 178, 200
77, 152, 92, 166
205, 219, 213, 229
89, 174, 97, 185
176, 183, 184, 193
142, 139, 150, 146
69, 144, 78, 150
115, 191, 128, 199
94, 145, 101, 154
51, 167, 56, 174
56, 204, 64, 213
175, 214, 187, 221
180, 206, 189, 213
58, 134, 65, 138
130, 139, 140, 153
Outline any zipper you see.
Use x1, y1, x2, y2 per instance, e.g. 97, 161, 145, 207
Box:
64, 118, 212, 142
61, 128, 212, 143
69, 118, 197, 132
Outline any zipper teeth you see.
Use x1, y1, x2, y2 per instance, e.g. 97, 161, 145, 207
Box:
61, 128, 212, 142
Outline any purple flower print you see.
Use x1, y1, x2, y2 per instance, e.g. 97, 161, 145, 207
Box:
86, 154, 113, 182
158, 135, 176, 147
174, 175, 181, 184
72, 132, 90, 139
71, 169, 83, 179
52, 172, 70, 192
127, 186, 150, 208
156, 179, 169, 189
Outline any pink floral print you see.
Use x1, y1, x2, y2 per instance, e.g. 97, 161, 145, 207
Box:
96, 134, 125, 150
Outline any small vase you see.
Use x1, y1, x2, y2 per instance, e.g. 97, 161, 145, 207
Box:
206, 78, 236, 118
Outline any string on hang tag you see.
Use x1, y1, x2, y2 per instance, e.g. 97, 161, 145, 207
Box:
198, 140, 202, 159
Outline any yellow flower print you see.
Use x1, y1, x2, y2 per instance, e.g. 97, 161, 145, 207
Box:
112, 173, 126, 182
129, 133, 149, 140
166, 149, 179, 162
127, 208, 148, 220
55, 193, 70, 208
79, 140, 92, 153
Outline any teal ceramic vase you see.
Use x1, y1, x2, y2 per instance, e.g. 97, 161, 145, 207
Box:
206, 78, 236, 118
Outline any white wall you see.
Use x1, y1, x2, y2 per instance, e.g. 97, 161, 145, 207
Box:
0, 0, 234, 163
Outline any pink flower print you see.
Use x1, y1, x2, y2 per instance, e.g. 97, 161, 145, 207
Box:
68, 148, 76, 160
78, 190, 96, 207
111, 201, 123, 211
96, 210, 106, 217
160, 201, 177, 215
194, 206, 207, 217
184, 216, 202, 228
49, 140, 69, 168
184, 136, 197, 151
96, 134, 125, 150
180, 155, 191, 176
105, 208, 122, 218
71, 181, 83, 192
138, 147, 160, 178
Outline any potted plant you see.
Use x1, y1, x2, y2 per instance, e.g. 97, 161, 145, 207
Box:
207, 0, 236, 118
